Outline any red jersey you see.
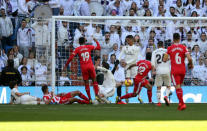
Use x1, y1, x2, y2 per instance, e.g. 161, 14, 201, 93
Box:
167, 44, 188, 74
43, 93, 61, 104
65, 41, 101, 68
136, 60, 152, 80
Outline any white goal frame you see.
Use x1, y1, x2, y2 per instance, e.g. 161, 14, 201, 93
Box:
51, 16, 207, 90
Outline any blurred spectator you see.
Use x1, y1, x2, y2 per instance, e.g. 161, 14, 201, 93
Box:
108, 43, 120, 59
109, 25, 121, 47
108, 54, 116, 70
0, 8, 13, 50
80, 0, 90, 16
7, 48, 20, 68
46, 0, 60, 16
0, 59, 22, 86
191, 45, 202, 65
147, 39, 157, 52
18, 57, 33, 76
59, 71, 71, 86
121, 26, 135, 44
182, 31, 196, 49
175, 0, 186, 16
60, 0, 74, 16
73, 24, 85, 48
108, 0, 124, 16
17, 19, 31, 57
198, 32, 207, 53
57, 21, 70, 46
101, 32, 113, 57
93, 25, 103, 44
0, 49, 6, 74
35, 56, 48, 85
20, 66, 32, 86
13, 45, 23, 63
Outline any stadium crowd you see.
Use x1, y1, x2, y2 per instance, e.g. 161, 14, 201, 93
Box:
0, 0, 207, 86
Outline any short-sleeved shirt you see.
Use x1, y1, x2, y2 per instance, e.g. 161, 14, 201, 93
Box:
135, 60, 152, 80
43, 93, 61, 104
11, 88, 21, 104
167, 44, 188, 75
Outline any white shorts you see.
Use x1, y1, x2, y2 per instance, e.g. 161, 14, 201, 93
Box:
99, 85, 115, 98
155, 74, 171, 87
20, 95, 38, 105
126, 66, 138, 79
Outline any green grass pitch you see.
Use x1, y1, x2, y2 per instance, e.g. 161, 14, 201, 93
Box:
1, 103, 207, 121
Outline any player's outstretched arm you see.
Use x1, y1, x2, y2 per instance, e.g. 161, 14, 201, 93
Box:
127, 64, 136, 70
93, 38, 101, 50
186, 53, 194, 69
163, 53, 169, 62
64, 51, 77, 71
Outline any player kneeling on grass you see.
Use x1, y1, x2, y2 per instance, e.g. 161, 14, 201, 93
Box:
9, 81, 44, 105
41, 85, 89, 104
96, 62, 116, 104
117, 60, 154, 104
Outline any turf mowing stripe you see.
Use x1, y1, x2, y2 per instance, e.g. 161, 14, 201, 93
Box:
0, 121, 207, 131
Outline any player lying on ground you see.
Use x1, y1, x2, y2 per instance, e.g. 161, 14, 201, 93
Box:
117, 60, 154, 103
163, 33, 193, 111
151, 41, 172, 106
9, 81, 44, 105
118, 35, 141, 103
64, 37, 100, 102
96, 62, 116, 104
41, 85, 89, 104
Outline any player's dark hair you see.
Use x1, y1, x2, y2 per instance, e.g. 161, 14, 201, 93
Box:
126, 35, 134, 39
173, 33, 180, 41
94, 56, 101, 61
110, 54, 116, 58
9, 81, 17, 89
21, 66, 27, 71
158, 41, 164, 47
79, 37, 85, 45
41, 84, 48, 93
146, 52, 152, 61
102, 61, 110, 70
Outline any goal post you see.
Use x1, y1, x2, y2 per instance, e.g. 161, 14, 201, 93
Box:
51, 16, 207, 90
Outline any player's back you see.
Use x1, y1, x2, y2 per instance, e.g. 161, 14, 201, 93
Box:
152, 48, 170, 75
167, 44, 187, 74
75, 45, 94, 66
136, 60, 152, 79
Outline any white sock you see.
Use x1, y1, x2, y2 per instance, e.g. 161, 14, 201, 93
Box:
157, 90, 161, 103
166, 88, 171, 97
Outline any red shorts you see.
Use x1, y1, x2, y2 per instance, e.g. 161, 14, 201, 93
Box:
81, 65, 96, 80
171, 74, 185, 86
133, 78, 149, 94
59, 92, 72, 104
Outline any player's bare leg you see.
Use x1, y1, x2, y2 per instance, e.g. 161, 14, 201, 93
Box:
156, 86, 161, 106
164, 86, 171, 106
84, 80, 92, 102
70, 91, 89, 101
175, 85, 186, 110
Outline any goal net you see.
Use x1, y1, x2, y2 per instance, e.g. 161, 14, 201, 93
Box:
42, 16, 207, 89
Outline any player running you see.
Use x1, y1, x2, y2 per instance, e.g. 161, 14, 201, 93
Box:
118, 35, 141, 103
64, 37, 100, 102
163, 33, 193, 111
117, 60, 154, 103
151, 41, 172, 106
41, 85, 89, 104
96, 62, 116, 104
9, 81, 44, 105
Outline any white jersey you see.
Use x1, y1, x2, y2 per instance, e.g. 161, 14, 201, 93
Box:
11, 88, 21, 104
151, 48, 171, 75
118, 45, 141, 66
97, 66, 116, 88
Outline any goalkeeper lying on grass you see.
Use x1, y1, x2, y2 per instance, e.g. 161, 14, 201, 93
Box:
41, 85, 90, 104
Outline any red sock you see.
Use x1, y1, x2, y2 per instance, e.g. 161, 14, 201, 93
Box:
120, 93, 134, 99
147, 89, 152, 103
176, 88, 184, 104
85, 84, 91, 100
79, 92, 89, 101
93, 81, 99, 96
78, 100, 89, 104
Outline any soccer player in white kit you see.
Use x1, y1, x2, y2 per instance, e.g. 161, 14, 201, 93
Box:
96, 62, 116, 104
118, 35, 141, 103
10, 81, 43, 105
151, 41, 172, 106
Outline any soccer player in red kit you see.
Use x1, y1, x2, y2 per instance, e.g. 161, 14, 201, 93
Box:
63, 37, 100, 102
164, 33, 193, 111
117, 60, 154, 103
42, 85, 89, 104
